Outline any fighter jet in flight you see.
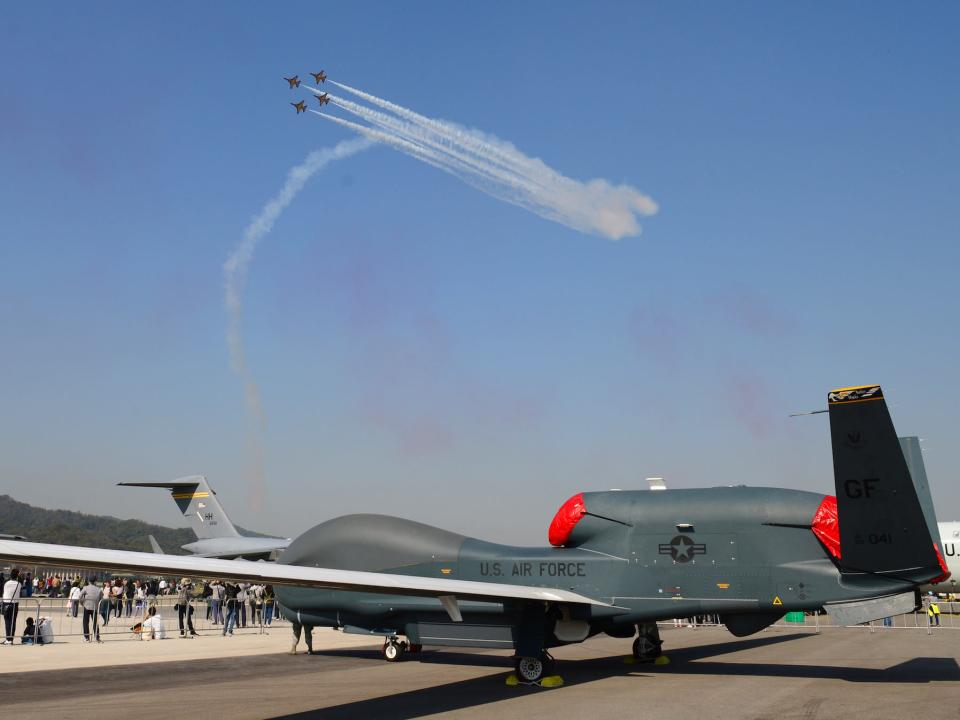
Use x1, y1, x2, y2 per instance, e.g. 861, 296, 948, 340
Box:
284, 75, 301, 89
310, 70, 327, 84
0, 385, 948, 684
314, 92, 330, 106
291, 100, 307, 114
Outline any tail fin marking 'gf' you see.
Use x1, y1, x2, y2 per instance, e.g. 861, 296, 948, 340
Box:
827, 385, 946, 584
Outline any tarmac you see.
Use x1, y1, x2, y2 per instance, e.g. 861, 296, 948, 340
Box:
3, 621, 960, 719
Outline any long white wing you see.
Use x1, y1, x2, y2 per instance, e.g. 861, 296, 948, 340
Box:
0, 540, 608, 607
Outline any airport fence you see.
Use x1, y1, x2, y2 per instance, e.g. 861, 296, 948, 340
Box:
658, 602, 960, 635
18, 595, 288, 643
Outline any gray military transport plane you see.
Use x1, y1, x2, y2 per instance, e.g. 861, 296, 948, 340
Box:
0, 385, 948, 683
118, 476, 290, 559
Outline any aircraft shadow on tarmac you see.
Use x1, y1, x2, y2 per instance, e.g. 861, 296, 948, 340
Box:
278, 634, 960, 720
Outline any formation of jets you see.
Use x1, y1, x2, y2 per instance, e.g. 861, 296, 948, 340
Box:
287, 70, 328, 112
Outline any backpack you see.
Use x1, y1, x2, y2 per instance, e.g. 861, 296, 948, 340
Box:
38, 618, 54, 644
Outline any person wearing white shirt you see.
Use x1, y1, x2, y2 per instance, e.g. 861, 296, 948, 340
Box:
135, 582, 146, 613
141, 606, 166, 640
2, 568, 23, 644
69, 583, 82, 618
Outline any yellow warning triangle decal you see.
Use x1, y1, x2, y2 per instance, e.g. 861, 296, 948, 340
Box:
773, 596, 783, 606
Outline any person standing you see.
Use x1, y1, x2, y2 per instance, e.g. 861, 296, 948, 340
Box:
99, 581, 112, 627
68, 582, 82, 618
175, 579, 197, 637
236, 584, 247, 628
222, 583, 238, 636
253, 585, 264, 626
134, 580, 145, 614
928, 599, 942, 626
112, 580, 123, 618
123, 579, 134, 617
290, 615, 314, 654
2, 569, 23, 644
79, 578, 102, 642
263, 585, 275, 626
210, 580, 224, 625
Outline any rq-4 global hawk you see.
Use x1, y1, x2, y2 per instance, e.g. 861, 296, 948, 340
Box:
0, 385, 948, 684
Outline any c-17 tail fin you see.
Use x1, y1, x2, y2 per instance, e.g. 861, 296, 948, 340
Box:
119, 476, 240, 540
827, 385, 948, 584
147, 535, 165, 554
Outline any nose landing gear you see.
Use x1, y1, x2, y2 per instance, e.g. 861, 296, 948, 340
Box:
382, 637, 408, 661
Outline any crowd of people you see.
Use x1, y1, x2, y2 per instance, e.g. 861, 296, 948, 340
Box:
0, 568, 278, 644
205, 581, 276, 635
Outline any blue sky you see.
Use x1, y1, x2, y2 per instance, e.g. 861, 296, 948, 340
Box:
1, 2, 958, 543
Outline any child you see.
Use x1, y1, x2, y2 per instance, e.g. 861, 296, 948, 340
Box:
21, 617, 38, 645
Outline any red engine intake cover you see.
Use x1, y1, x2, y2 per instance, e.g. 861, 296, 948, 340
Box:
548, 492, 586, 547
932, 542, 951, 584
811, 495, 841, 560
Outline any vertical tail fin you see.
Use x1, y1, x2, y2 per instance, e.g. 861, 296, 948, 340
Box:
147, 535, 165, 554
899, 436, 941, 550
118, 476, 241, 540
827, 386, 946, 583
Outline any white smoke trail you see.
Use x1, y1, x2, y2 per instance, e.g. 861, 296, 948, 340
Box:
224, 136, 374, 508
310, 111, 458, 177
314, 86, 542, 197
329, 80, 529, 174
316, 94, 531, 194
312, 110, 548, 215
325, 81, 657, 239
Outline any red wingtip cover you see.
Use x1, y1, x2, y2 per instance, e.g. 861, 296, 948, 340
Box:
811, 495, 841, 560
548, 492, 586, 547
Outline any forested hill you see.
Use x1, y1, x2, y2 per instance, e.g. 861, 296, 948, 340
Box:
0, 495, 268, 554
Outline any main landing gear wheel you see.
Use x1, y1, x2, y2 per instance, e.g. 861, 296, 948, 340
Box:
514, 654, 550, 683
382, 638, 407, 662
632, 625, 663, 662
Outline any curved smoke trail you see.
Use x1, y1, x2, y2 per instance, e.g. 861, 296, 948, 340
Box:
224, 137, 374, 509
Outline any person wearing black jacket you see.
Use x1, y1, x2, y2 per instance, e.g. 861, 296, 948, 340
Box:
124, 579, 135, 617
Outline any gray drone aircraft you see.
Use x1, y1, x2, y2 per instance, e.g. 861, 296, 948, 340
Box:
119, 476, 290, 559
0, 384, 948, 683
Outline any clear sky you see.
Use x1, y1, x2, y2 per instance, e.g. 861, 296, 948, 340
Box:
1, 2, 958, 544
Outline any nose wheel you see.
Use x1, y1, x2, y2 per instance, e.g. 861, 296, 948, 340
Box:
382, 637, 408, 662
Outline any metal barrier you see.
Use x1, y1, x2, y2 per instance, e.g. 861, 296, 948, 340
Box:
18, 594, 286, 643
657, 603, 959, 635
758, 603, 956, 634
4, 598, 42, 645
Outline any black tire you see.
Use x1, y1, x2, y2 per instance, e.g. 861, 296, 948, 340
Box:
632, 634, 661, 661
383, 640, 404, 662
